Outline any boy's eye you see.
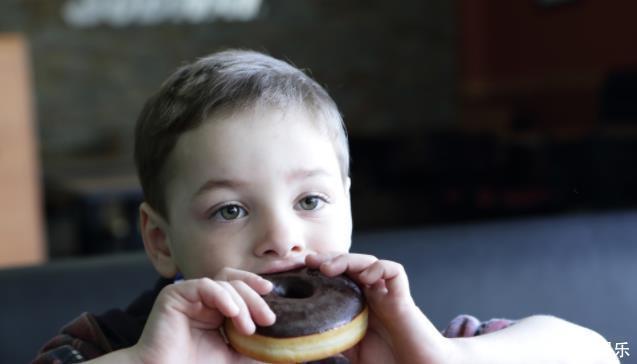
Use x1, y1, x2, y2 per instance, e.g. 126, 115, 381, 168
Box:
297, 195, 326, 211
213, 204, 247, 220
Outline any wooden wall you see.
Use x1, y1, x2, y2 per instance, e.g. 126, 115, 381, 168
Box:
0, 34, 45, 267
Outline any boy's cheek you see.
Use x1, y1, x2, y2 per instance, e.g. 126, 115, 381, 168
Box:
310, 226, 352, 253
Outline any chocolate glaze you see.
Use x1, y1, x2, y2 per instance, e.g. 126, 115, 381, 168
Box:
256, 267, 365, 338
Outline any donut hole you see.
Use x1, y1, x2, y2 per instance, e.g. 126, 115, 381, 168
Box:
272, 277, 314, 299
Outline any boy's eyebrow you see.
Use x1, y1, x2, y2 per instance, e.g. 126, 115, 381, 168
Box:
286, 168, 333, 182
193, 178, 248, 197
193, 169, 333, 197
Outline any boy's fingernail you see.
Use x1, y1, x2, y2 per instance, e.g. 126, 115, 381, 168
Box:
267, 310, 276, 324
247, 324, 256, 335
263, 280, 273, 290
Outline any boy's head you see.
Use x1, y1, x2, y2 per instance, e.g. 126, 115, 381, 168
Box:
135, 49, 349, 220
134, 50, 353, 279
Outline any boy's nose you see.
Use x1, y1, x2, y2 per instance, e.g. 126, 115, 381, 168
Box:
253, 211, 304, 258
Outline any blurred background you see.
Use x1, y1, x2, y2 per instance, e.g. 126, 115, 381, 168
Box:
2, 0, 637, 266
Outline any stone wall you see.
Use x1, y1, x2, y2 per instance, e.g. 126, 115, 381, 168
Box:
1, 0, 457, 166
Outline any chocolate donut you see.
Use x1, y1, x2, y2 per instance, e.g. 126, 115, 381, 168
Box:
225, 267, 368, 363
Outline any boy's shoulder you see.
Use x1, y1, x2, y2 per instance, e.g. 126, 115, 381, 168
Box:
31, 277, 170, 364
32, 312, 109, 363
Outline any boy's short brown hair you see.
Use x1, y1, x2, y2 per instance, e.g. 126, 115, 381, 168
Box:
134, 49, 349, 219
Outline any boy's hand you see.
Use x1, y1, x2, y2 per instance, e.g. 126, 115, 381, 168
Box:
306, 253, 453, 364
129, 269, 274, 364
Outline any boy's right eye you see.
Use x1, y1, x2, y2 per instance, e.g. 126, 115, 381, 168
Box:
210, 204, 248, 221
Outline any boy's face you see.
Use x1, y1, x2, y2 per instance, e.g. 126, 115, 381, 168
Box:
155, 106, 352, 279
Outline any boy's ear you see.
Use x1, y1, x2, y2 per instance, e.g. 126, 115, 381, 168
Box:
139, 202, 179, 278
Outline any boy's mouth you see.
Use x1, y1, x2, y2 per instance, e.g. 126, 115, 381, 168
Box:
260, 260, 306, 275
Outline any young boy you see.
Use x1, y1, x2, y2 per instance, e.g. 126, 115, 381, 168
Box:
34, 50, 618, 364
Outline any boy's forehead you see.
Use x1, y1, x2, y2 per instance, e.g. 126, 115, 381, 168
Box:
167, 106, 342, 188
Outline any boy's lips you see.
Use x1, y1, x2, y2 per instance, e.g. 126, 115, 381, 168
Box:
259, 260, 306, 275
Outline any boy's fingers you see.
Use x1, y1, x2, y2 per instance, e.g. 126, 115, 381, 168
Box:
215, 267, 273, 295
360, 260, 410, 298
231, 280, 276, 327
358, 260, 386, 284
155, 279, 241, 330
309, 254, 411, 298
178, 278, 240, 319
218, 281, 256, 335
317, 253, 379, 277
370, 279, 388, 293
305, 252, 341, 268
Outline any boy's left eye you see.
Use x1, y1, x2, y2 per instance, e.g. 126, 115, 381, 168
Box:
297, 195, 327, 211
210, 204, 248, 221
